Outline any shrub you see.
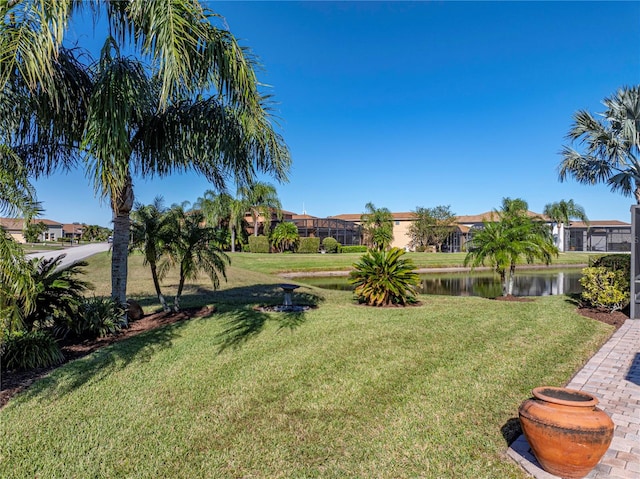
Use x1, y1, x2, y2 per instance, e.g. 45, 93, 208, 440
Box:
248, 235, 270, 253
1, 330, 64, 371
341, 245, 368, 253
589, 254, 630, 289
22, 256, 92, 331
297, 237, 320, 254
322, 237, 341, 253
58, 297, 127, 340
349, 247, 420, 306
579, 267, 630, 312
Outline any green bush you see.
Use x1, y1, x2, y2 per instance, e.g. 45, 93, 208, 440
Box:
579, 267, 630, 312
349, 247, 420, 306
1, 330, 64, 371
589, 254, 630, 289
248, 235, 270, 253
322, 237, 341, 253
341, 245, 368, 253
297, 237, 320, 254
58, 297, 127, 340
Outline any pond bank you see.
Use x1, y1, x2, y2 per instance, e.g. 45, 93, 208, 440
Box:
279, 263, 588, 278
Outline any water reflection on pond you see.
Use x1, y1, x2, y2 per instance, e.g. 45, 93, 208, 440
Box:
297, 269, 584, 298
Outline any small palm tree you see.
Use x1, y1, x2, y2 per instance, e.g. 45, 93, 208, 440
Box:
130, 197, 172, 312
361, 202, 394, 251
349, 247, 419, 306
239, 182, 282, 237
464, 198, 558, 296
195, 190, 248, 252
165, 205, 230, 312
559, 85, 640, 202
543, 199, 589, 252
271, 222, 300, 252
22, 255, 92, 331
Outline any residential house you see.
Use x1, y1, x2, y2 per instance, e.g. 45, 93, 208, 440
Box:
62, 223, 86, 242
0, 217, 65, 243
330, 211, 631, 253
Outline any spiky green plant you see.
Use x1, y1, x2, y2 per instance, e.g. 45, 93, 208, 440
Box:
1, 330, 64, 371
63, 296, 127, 340
349, 247, 419, 306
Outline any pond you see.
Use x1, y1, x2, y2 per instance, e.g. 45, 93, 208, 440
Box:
296, 268, 584, 298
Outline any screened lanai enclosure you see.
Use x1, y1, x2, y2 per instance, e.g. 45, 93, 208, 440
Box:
290, 217, 360, 246
566, 226, 631, 252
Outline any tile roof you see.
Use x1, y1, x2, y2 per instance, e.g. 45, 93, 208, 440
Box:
0, 217, 64, 230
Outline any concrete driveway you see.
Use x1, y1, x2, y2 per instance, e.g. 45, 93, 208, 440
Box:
26, 242, 111, 270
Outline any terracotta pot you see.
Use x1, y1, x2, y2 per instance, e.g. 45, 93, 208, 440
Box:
518, 386, 614, 479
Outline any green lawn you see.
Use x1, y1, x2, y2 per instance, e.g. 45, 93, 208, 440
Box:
0, 252, 614, 478
228, 251, 601, 275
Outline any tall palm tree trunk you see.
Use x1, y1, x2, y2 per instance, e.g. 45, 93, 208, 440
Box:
231, 227, 237, 253
150, 265, 170, 312
507, 263, 516, 296
174, 266, 187, 312
111, 174, 134, 308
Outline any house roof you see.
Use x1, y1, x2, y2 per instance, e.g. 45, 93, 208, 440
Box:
569, 220, 630, 228
0, 217, 64, 231
330, 212, 418, 222
63, 223, 86, 234
331, 210, 557, 225
0, 218, 24, 231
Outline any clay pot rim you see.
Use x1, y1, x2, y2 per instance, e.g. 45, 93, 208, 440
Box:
532, 386, 599, 407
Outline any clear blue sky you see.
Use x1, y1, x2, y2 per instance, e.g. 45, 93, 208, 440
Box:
33, 1, 640, 227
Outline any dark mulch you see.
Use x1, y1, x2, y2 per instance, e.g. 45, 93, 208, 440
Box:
0, 306, 214, 409
0, 300, 629, 410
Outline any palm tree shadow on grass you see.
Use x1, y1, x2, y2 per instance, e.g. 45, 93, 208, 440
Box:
131, 282, 323, 312
214, 307, 309, 352
6, 284, 322, 405
211, 283, 323, 352
18, 320, 189, 403
126, 283, 323, 352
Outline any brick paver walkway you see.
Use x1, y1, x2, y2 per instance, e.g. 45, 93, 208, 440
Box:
508, 319, 640, 479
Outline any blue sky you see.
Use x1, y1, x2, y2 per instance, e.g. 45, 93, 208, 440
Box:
33, 1, 640, 227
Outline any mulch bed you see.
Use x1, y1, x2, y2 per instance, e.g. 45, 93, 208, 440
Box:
0, 301, 628, 409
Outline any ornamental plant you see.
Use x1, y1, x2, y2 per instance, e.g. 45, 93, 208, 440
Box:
579, 267, 630, 312
349, 247, 420, 306
1, 330, 64, 371
322, 237, 340, 253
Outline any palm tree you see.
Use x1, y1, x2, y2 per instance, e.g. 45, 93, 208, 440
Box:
463, 221, 512, 295
464, 198, 558, 296
164, 204, 230, 312
0, 1, 291, 307
559, 85, 640, 201
543, 200, 589, 252
130, 197, 172, 312
0, 147, 40, 335
21, 255, 92, 331
239, 182, 282, 237
271, 221, 300, 252
360, 202, 394, 251
195, 190, 248, 252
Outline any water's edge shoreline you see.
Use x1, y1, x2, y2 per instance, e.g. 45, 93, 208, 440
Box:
279, 263, 588, 278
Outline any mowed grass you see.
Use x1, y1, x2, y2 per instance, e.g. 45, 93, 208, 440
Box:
228, 251, 602, 275
0, 252, 614, 478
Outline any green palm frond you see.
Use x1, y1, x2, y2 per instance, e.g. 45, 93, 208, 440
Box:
560, 85, 640, 201
349, 248, 419, 306
0, 0, 74, 92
